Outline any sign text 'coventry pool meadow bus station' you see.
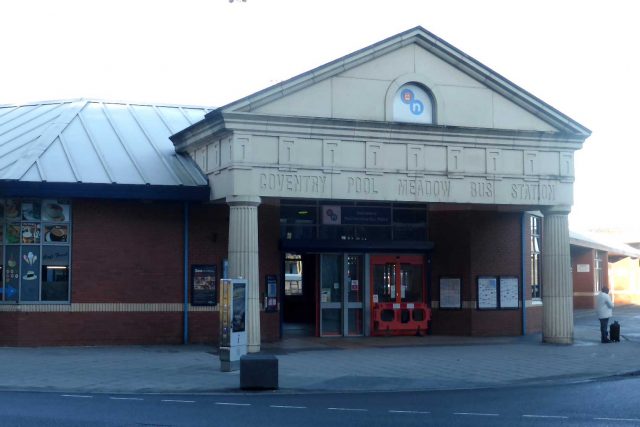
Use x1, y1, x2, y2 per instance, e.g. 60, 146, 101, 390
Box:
258, 172, 559, 204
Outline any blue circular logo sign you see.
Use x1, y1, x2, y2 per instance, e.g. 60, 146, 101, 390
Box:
409, 100, 424, 116
401, 89, 414, 104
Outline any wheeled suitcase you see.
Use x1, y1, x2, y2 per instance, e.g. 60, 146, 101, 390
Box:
610, 321, 621, 342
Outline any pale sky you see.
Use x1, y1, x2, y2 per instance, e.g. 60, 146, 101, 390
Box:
1, 0, 638, 237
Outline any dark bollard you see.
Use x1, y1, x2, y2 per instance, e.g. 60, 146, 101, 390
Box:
240, 354, 279, 390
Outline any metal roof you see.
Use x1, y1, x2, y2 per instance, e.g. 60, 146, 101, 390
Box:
570, 230, 640, 259
0, 99, 212, 190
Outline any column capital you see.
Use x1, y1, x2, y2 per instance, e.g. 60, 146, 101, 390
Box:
542, 205, 571, 216
226, 195, 261, 207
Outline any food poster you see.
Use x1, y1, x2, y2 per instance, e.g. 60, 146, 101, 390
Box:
6, 223, 20, 244
232, 282, 246, 332
21, 201, 41, 221
20, 246, 40, 301
41, 200, 70, 222
21, 223, 41, 244
4, 246, 20, 301
4, 199, 20, 220
44, 224, 69, 243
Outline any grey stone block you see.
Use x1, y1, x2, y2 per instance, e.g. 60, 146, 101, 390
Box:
240, 354, 278, 390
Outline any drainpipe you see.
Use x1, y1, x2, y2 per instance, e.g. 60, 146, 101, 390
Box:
183, 202, 190, 344
521, 211, 527, 336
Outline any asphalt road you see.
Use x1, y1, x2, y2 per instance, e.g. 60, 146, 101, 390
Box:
1, 375, 640, 426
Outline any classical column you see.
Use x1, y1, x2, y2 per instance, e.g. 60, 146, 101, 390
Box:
227, 195, 261, 353
542, 206, 573, 344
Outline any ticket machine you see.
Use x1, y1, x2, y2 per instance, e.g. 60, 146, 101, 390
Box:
219, 278, 248, 371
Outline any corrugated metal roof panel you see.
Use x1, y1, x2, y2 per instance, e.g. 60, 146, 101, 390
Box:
39, 137, 77, 182
0, 100, 212, 190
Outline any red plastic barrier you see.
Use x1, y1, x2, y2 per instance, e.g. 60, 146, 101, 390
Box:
373, 302, 431, 336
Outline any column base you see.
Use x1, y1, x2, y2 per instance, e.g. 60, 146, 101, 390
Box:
247, 344, 261, 353
542, 335, 573, 345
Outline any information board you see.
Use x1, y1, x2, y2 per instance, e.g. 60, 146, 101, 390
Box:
499, 277, 519, 309
477, 276, 498, 309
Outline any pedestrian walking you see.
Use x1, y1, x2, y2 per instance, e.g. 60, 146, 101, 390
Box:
596, 286, 614, 343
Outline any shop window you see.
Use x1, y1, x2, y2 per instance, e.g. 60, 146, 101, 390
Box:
1, 199, 72, 303
392, 83, 434, 124
530, 215, 541, 300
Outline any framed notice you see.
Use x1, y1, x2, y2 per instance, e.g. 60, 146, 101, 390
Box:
191, 265, 217, 306
439, 277, 462, 309
477, 276, 498, 309
499, 276, 519, 309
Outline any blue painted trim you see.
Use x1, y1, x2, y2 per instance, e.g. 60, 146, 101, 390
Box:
521, 212, 527, 336
183, 202, 190, 344
1, 181, 209, 201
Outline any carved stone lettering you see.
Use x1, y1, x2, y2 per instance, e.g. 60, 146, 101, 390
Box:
347, 177, 379, 194
470, 182, 494, 198
259, 173, 327, 194
398, 179, 451, 198
511, 183, 555, 201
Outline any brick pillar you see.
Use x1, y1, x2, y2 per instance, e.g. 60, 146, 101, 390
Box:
542, 206, 573, 344
227, 195, 261, 353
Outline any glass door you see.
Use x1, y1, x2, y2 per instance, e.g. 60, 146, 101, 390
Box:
346, 255, 364, 336
371, 255, 424, 304
319, 254, 365, 336
320, 254, 342, 336
370, 255, 425, 335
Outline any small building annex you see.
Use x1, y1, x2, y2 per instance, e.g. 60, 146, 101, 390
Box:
0, 27, 591, 347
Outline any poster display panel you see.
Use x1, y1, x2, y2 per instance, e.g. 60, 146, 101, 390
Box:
191, 265, 217, 306
499, 277, 519, 309
439, 277, 461, 309
477, 276, 498, 309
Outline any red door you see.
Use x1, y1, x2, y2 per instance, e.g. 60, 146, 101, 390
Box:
370, 255, 429, 335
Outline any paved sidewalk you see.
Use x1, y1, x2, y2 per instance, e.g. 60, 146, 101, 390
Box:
0, 305, 639, 394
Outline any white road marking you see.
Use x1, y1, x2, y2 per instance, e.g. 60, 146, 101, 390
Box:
162, 399, 195, 403
61, 394, 93, 398
454, 412, 499, 416
389, 410, 431, 414
594, 417, 640, 422
109, 397, 144, 401
270, 405, 307, 409
328, 407, 368, 412
215, 402, 251, 406
523, 415, 568, 419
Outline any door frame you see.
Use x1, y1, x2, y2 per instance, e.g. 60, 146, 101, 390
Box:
369, 254, 426, 334
318, 253, 368, 337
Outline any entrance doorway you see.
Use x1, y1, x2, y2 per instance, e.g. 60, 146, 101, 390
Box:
282, 253, 316, 336
370, 255, 427, 335
319, 254, 364, 336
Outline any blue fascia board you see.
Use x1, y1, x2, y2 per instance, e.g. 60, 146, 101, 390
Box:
0, 181, 210, 202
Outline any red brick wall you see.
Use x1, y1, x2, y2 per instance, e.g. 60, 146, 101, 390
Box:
72, 199, 184, 303
0, 199, 282, 346
526, 305, 543, 334
429, 210, 524, 336
572, 246, 595, 309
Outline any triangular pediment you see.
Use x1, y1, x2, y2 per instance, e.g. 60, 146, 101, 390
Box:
219, 27, 589, 137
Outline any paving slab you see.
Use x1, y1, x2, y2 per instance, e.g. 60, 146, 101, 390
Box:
0, 305, 638, 394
